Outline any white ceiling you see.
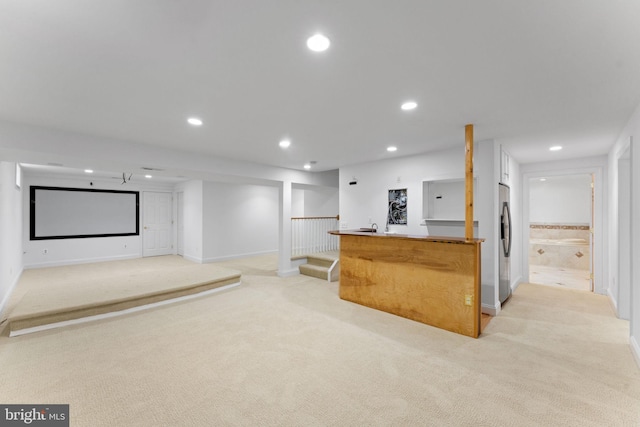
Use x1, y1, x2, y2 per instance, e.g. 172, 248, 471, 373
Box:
1, 1, 639, 173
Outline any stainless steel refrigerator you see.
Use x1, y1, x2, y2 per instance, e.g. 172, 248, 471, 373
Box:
499, 183, 512, 303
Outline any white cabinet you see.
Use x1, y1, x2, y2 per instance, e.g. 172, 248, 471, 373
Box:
500, 147, 511, 185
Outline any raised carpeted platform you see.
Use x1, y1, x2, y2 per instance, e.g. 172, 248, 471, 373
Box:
6, 256, 241, 336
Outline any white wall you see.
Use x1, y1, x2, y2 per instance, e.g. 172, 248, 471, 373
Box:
529, 174, 592, 224
202, 181, 279, 262
303, 186, 339, 217
475, 140, 500, 312
616, 156, 631, 319
608, 101, 640, 366
292, 188, 304, 217
339, 141, 501, 313
424, 179, 479, 220
17, 172, 332, 268
22, 174, 175, 268
291, 185, 339, 218
178, 180, 204, 263
339, 148, 465, 235
507, 152, 523, 291
0, 162, 23, 315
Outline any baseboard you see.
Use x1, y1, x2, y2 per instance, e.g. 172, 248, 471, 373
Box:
277, 268, 299, 278
606, 288, 619, 316
631, 335, 640, 369
290, 258, 307, 269
203, 249, 278, 264
511, 274, 523, 292
24, 254, 140, 269
482, 303, 500, 316
182, 254, 204, 264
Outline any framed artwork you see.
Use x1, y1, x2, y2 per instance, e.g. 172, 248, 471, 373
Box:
388, 188, 407, 225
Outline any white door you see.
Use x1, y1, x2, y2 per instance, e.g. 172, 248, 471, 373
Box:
143, 191, 173, 257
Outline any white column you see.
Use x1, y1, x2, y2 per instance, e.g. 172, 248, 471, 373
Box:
278, 180, 296, 277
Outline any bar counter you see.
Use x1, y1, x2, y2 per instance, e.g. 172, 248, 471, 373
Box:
330, 230, 484, 338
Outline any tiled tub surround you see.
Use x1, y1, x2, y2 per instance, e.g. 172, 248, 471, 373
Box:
529, 224, 590, 270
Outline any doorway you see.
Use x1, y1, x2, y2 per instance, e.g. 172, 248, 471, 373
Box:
528, 174, 593, 291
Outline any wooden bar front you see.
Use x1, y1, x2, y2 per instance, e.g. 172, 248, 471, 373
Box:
331, 231, 483, 338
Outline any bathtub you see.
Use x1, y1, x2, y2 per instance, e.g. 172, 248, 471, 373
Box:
529, 238, 589, 270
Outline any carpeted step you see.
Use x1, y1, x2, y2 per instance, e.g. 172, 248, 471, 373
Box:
298, 251, 339, 282
306, 255, 336, 269
299, 263, 330, 280
8, 259, 242, 336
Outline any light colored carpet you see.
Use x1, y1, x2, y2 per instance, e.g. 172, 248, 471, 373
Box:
530, 264, 592, 291
4, 256, 241, 334
0, 254, 638, 426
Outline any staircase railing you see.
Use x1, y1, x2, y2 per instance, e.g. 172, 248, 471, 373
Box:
291, 215, 340, 257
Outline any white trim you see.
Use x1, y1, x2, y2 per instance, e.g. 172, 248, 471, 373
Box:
277, 268, 299, 277
202, 249, 278, 264
631, 336, 640, 369
24, 254, 140, 269
511, 275, 523, 291
10, 281, 241, 337
327, 259, 339, 282
607, 287, 619, 315
289, 257, 307, 271
482, 302, 500, 316
182, 254, 203, 264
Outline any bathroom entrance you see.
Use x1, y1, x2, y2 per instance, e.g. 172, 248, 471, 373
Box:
528, 173, 594, 291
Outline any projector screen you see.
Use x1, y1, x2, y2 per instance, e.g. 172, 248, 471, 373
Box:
30, 186, 139, 240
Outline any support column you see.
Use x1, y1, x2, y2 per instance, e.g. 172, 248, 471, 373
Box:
277, 180, 296, 277
465, 124, 474, 241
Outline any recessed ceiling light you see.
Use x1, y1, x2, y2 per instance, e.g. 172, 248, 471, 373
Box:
307, 34, 330, 52
145, 175, 152, 179
279, 139, 291, 148
303, 163, 312, 170
549, 145, 562, 151
540, 178, 547, 181
387, 146, 398, 152
187, 117, 203, 126
84, 169, 93, 174
401, 101, 417, 111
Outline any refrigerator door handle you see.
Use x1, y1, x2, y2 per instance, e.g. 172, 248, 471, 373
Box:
502, 201, 512, 257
